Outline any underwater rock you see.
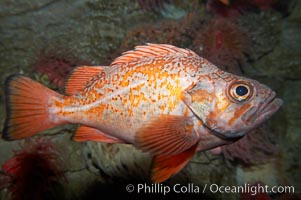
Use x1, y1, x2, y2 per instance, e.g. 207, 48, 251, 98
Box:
81, 141, 239, 198
278, 80, 301, 195
235, 163, 279, 187
0, 0, 56, 17
82, 142, 152, 183
137, 0, 197, 20
159, 3, 187, 20
0, 0, 145, 81
246, 1, 301, 79
138, 0, 171, 13
64, 169, 103, 200
238, 12, 281, 65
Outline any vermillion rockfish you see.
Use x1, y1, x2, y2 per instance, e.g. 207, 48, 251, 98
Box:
2, 44, 282, 182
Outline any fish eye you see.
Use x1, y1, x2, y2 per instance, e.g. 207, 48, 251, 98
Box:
229, 81, 253, 102
236, 85, 248, 96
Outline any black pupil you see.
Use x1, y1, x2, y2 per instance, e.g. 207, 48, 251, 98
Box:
236, 85, 248, 96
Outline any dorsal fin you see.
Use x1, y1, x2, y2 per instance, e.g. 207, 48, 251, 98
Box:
111, 43, 197, 66
65, 66, 107, 95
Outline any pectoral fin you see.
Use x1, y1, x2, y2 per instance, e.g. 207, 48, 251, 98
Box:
151, 143, 198, 183
72, 126, 124, 143
135, 115, 198, 155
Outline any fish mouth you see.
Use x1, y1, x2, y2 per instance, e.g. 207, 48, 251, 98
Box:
240, 91, 282, 125
254, 93, 283, 125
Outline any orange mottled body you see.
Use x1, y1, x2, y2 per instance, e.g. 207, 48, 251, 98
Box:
51, 45, 217, 143
3, 44, 282, 183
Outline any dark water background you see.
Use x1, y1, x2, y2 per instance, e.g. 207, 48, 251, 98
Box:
0, 0, 300, 199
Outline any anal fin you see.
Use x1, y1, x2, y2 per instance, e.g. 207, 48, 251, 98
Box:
151, 143, 198, 183
72, 126, 124, 143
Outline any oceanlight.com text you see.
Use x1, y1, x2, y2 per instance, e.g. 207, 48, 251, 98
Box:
125, 183, 295, 196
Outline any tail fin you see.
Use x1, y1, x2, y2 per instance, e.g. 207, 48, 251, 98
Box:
2, 75, 62, 140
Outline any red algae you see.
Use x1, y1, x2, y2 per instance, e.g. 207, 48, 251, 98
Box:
103, 11, 203, 65
206, 0, 249, 17
251, 0, 277, 10
222, 125, 279, 166
111, 13, 251, 75
32, 51, 91, 89
0, 138, 66, 200
193, 17, 251, 74
122, 12, 201, 48
206, 0, 278, 17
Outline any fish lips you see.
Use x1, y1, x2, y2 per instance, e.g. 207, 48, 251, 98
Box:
207, 92, 283, 141
252, 96, 283, 127
242, 91, 283, 126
